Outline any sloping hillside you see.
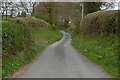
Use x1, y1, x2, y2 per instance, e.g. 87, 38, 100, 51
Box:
2, 17, 62, 77
72, 10, 120, 78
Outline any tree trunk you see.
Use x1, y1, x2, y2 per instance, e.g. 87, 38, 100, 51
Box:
82, 3, 84, 19
31, 2, 36, 16
2, 12, 4, 20
5, 2, 7, 20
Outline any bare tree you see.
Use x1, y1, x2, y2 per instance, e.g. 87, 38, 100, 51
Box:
20, 0, 37, 16
5, 2, 8, 20
1, 2, 5, 20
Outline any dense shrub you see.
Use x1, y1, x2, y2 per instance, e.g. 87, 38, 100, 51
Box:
15, 17, 52, 29
79, 10, 120, 36
2, 21, 31, 57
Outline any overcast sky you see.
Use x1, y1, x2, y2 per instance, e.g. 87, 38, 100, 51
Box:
2, 0, 120, 2
1, 0, 119, 17
2, 0, 120, 10
113, 1, 119, 10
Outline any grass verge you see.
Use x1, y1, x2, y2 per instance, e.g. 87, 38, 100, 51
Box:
2, 44, 44, 77
71, 33, 119, 79
29, 27, 62, 46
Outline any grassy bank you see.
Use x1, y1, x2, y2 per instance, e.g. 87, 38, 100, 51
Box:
71, 33, 119, 78
2, 17, 62, 77
16, 17, 63, 46
2, 44, 45, 77
71, 10, 119, 79
29, 26, 62, 46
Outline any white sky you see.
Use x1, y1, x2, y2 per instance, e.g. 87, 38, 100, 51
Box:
2, 0, 120, 10
2, 0, 120, 2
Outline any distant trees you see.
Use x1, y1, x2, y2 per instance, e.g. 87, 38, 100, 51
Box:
101, 2, 116, 10
33, 2, 116, 30
84, 2, 102, 16
33, 3, 57, 25
21, 11, 26, 17
43, 3, 53, 24
1, 2, 19, 20
1, 1, 37, 20
84, 2, 116, 16
33, 2, 82, 29
1, 2, 8, 20
1, 1, 117, 30
20, 1, 37, 16
1, 2, 5, 20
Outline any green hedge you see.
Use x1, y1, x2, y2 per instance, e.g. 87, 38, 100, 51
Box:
2, 20, 31, 57
79, 10, 120, 36
2, 17, 62, 77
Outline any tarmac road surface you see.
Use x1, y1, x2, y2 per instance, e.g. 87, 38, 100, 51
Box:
17, 31, 113, 78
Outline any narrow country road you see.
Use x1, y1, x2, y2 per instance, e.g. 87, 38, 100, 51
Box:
17, 31, 113, 78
